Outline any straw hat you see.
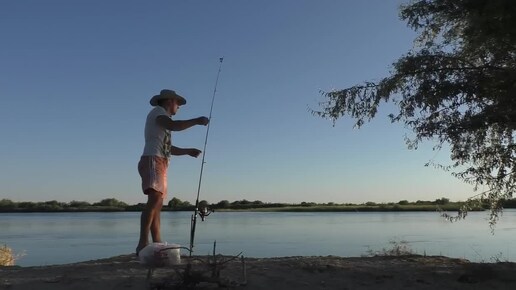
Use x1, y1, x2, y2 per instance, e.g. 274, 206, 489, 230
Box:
150, 89, 187, 106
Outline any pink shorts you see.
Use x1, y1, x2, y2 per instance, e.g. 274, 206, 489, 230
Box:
138, 156, 169, 199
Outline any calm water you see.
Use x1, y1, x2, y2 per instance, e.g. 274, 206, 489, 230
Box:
1, 210, 516, 266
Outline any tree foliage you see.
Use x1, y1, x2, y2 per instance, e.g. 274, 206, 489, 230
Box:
95, 198, 127, 208
168, 197, 183, 208
216, 200, 230, 208
0, 199, 16, 210
167, 197, 192, 209
198, 200, 209, 208
315, 0, 516, 226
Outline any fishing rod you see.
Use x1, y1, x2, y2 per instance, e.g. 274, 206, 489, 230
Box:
189, 57, 224, 256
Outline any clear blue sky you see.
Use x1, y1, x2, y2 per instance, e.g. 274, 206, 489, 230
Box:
0, 0, 476, 205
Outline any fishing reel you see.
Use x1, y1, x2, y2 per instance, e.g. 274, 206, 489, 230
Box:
199, 206, 213, 221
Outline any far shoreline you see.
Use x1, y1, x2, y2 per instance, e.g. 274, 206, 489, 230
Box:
4, 197, 512, 213
0, 204, 486, 213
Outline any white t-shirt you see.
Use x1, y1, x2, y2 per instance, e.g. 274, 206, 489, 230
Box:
142, 106, 172, 158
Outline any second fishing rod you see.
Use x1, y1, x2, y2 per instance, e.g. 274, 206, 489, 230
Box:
189, 57, 224, 256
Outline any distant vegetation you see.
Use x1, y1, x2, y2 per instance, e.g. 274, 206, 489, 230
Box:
0, 198, 131, 212
2, 197, 516, 213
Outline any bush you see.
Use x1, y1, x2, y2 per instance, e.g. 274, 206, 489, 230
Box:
0, 244, 15, 266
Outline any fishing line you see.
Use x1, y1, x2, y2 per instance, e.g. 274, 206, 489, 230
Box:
189, 57, 224, 255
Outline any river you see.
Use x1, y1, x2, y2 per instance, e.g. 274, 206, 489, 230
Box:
1, 210, 515, 266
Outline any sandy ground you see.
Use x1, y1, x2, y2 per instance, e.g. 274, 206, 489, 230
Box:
1, 254, 516, 290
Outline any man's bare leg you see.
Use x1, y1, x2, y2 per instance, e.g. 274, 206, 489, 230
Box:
151, 201, 163, 243
136, 189, 163, 254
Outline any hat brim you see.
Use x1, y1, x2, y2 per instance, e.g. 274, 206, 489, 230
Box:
150, 94, 187, 106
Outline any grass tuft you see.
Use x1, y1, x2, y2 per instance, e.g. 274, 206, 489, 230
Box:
364, 239, 416, 257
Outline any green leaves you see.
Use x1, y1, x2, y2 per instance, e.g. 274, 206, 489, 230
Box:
317, 0, 516, 228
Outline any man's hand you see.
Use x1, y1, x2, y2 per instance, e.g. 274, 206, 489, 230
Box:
188, 149, 202, 158
196, 117, 210, 126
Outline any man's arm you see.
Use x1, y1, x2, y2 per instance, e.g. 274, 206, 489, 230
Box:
156, 116, 209, 131
170, 146, 202, 157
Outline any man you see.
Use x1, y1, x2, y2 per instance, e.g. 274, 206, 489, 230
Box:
136, 89, 209, 255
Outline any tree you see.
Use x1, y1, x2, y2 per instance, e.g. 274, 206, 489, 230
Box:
198, 200, 210, 209
0, 199, 16, 210
96, 198, 127, 208
168, 197, 183, 208
168, 198, 192, 209
315, 0, 516, 227
238, 199, 251, 205
435, 197, 450, 205
398, 200, 409, 206
216, 200, 230, 209
69, 201, 91, 208
44, 200, 65, 210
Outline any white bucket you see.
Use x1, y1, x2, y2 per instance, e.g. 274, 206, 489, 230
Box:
138, 242, 181, 266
